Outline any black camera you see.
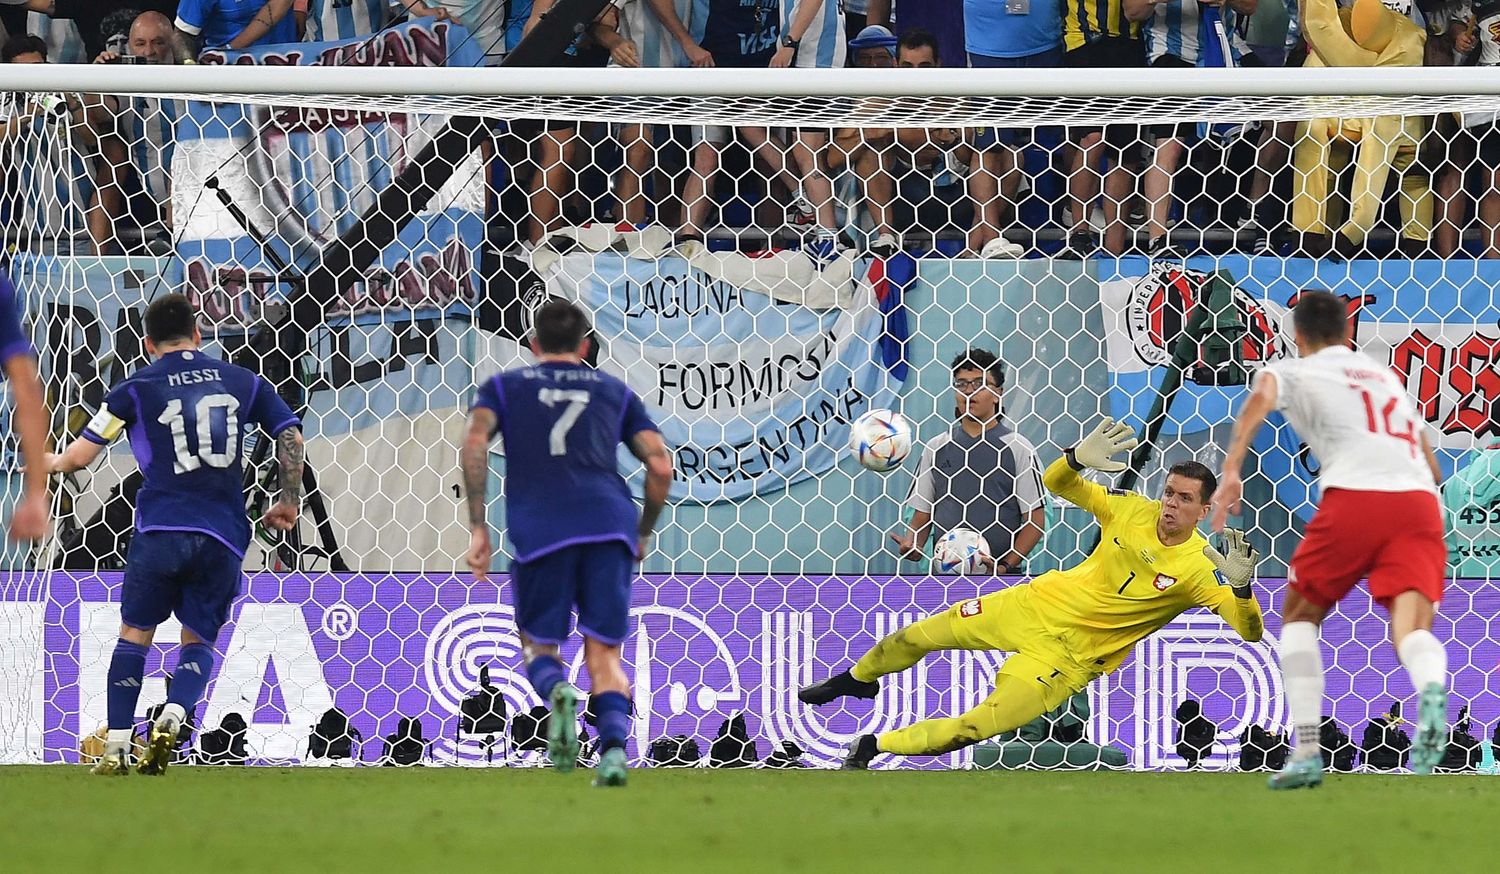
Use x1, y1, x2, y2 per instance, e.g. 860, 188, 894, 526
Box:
108, 55, 147, 65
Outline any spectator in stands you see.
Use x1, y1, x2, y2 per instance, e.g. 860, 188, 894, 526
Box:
1237, 0, 1299, 253
845, 0, 871, 49
1439, 8, 1497, 257
9, 1, 181, 60
429, 0, 528, 64
518, 0, 610, 244
1290, 0, 1429, 258
962, 0, 1062, 258
299, 0, 450, 43
864, 0, 966, 65
1060, 0, 1145, 257
891, 348, 1046, 575
13, 2, 86, 63
1, 33, 101, 249
176, 0, 298, 52
832, 29, 1005, 257
593, 0, 710, 228
1174, 698, 1217, 768
88, 10, 183, 253
1359, 700, 1411, 770
827, 25, 903, 251
850, 21, 897, 66
1128, 0, 1259, 259
770, 0, 846, 263
676, 0, 780, 245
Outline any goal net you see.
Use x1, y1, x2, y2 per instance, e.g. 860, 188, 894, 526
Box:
1, 35, 1498, 771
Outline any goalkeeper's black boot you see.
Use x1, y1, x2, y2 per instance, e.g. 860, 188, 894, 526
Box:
798, 670, 880, 706
842, 734, 879, 770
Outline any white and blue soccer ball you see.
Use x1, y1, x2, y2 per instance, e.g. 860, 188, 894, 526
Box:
849, 409, 913, 472
934, 528, 992, 575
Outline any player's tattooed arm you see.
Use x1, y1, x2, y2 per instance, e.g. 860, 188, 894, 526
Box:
462, 409, 497, 530
276, 427, 305, 506
260, 427, 304, 532
630, 429, 673, 547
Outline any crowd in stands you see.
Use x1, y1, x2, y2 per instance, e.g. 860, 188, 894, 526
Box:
5, 0, 1500, 261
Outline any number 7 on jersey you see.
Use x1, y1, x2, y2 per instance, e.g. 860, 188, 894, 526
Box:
538, 388, 590, 456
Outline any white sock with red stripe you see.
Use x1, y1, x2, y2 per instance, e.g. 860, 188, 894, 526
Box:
1279, 621, 1324, 763
1397, 629, 1447, 692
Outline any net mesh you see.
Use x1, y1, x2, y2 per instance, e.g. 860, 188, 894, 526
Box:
2, 55, 1498, 771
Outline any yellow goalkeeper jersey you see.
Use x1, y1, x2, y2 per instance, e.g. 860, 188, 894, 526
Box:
1029, 458, 1264, 674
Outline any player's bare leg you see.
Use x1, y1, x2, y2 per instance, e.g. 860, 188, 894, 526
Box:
1388, 590, 1448, 774
798, 612, 964, 705
583, 637, 631, 787
1269, 590, 1329, 790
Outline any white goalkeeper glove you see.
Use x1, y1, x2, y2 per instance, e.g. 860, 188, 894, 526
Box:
1067, 418, 1139, 473
1204, 528, 1259, 598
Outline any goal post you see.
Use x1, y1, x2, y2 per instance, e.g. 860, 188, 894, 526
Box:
1, 57, 1498, 769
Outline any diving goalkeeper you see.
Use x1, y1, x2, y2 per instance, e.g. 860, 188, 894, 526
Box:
801, 418, 1266, 768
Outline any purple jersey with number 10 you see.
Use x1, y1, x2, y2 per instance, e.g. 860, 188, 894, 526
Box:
82, 350, 300, 557
472, 361, 659, 564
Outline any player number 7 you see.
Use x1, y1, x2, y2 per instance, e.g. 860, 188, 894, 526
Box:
538, 388, 590, 456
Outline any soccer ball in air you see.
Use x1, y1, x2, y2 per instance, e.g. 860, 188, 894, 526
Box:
934, 528, 991, 575
849, 409, 913, 472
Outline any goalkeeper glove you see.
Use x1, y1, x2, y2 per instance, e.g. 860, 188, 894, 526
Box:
1067, 418, 1139, 473
1204, 528, 1259, 598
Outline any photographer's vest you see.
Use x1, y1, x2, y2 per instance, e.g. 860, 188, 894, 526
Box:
929, 423, 1025, 560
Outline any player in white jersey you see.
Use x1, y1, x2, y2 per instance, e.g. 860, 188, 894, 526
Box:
1213, 291, 1449, 790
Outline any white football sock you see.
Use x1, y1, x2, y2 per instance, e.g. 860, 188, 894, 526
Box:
160, 703, 187, 726
106, 728, 132, 751
1397, 629, 1448, 693
1279, 621, 1324, 763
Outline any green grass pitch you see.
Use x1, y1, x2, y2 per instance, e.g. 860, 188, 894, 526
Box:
2, 766, 1494, 872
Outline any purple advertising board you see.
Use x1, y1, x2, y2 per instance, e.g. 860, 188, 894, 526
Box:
2, 572, 1496, 768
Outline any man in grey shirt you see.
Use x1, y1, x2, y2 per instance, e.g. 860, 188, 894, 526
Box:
891, 348, 1045, 574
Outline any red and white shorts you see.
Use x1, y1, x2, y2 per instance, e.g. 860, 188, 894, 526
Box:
1289, 488, 1446, 610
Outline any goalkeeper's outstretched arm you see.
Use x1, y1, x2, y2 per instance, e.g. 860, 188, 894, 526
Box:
1042, 418, 1140, 521
1201, 530, 1266, 643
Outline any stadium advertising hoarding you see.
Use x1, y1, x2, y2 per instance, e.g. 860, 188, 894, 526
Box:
3, 571, 1496, 769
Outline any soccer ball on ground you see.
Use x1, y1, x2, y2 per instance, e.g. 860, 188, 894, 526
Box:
934, 528, 991, 575
849, 409, 913, 472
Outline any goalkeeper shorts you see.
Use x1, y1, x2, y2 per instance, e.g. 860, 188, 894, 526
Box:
945, 585, 1096, 710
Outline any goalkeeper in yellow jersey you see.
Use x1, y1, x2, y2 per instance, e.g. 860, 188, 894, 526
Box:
801, 418, 1266, 768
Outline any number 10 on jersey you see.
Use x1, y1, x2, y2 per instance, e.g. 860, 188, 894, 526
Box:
158, 393, 241, 473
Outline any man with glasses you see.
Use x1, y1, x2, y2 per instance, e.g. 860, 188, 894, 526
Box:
890, 348, 1045, 575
